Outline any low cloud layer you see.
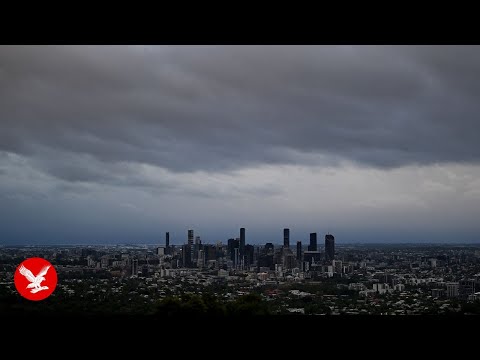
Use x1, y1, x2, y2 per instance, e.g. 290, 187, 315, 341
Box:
2, 46, 480, 178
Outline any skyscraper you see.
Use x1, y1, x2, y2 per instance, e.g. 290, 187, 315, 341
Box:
194, 236, 201, 263
188, 230, 194, 247
165, 232, 170, 255
245, 244, 254, 268
188, 230, 194, 263
284, 228, 290, 248
240, 228, 245, 256
228, 238, 239, 262
234, 248, 239, 269
325, 234, 335, 262
309, 232, 317, 251
296, 241, 302, 262
182, 244, 192, 268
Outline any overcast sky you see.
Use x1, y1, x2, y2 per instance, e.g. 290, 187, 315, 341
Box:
1, 45, 480, 245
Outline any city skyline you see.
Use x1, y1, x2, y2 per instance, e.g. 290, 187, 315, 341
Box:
2, 45, 480, 245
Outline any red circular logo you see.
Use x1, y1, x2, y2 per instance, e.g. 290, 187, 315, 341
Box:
14, 257, 57, 301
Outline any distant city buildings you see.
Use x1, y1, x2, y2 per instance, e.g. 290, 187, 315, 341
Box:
4, 238, 480, 315
160, 228, 340, 273
48, 226, 474, 313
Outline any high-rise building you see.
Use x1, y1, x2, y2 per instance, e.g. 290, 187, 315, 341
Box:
258, 253, 274, 270
284, 228, 290, 248
258, 243, 274, 271
188, 230, 194, 246
283, 253, 296, 270
188, 230, 194, 262
182, 244, 192, 268
228, 238, 240, 262
234, 248, 239, 269
325, 234, 335, 262
227, 238, 235, 260
308, 233, 317, 251
245, 244, 254, 268
240, 228, 245, 256
194, 236, 201, 263
204, 244, 217, 262
165, 232, 170, 255
296, 241, 302, 262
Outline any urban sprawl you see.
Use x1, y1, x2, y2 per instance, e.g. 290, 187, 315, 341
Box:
1, 228, 480, 315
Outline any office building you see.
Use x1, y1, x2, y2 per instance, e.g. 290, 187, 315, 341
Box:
245, 244, 254, 268
182, 244, 192, 268
234, 248, 239, 269
240, 227, 245, 256
165, 232, 170, 255
204, 244, 216, 262
188, 229, 194, 246
284, 228, 290, 248
193, 236, 201, 263
283, 253, 296, 269
228, 238, 240, 262
304, 251, 321, 265
296, 241, 302, 262
308, 233, 317, 251
325, 234, 335, 262
188, 229, 194, 262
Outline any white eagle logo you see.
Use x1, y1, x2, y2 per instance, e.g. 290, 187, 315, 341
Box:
19, 264, 51, 293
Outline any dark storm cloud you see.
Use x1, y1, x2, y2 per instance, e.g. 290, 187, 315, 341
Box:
2, 45, 480, 182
